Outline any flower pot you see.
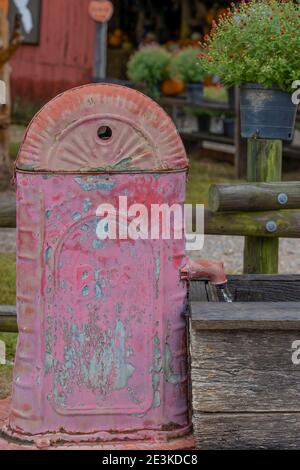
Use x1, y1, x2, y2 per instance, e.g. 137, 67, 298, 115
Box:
240, 84, 297, 141
187, 83, 204, 105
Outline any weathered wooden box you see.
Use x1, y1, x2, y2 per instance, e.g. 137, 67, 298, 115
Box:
190, 275, 300, 450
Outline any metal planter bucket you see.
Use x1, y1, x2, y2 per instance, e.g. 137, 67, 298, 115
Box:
240, 83, 297, 141
187, 82, 204, 105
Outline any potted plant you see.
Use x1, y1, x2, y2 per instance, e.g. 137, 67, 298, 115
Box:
127, 46, 171, 99
199, 0, 300, 141
171, 47, 206, 104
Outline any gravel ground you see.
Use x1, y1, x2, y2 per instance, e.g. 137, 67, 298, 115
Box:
1, 228, 300, 274
0, 229, 16, 254
189, 236, 300, 274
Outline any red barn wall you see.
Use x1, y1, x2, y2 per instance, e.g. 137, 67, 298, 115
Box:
11, 0, 96, 104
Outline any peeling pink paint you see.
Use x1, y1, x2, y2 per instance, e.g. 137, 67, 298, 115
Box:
3, 84, 194, 448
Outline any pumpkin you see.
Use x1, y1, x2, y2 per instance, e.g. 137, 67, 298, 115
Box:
114, 29, 123, 38
162, 79, 185, 96
204, 76, 214, 87
109, 29, 124, 48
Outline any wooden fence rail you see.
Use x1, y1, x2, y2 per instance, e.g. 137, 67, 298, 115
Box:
209, 182, 300, 213
0, 306, 17, 333
2, 199, 300, 238
0, 196, 16, 228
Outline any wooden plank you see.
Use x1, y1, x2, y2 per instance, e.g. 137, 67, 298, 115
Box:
190, 276, 300, 303
159, 96, 232, 112
0, 305, 17, 333
209, 182, 300, 212
191, 301, 300, 330
190, 329, 300, 371
191, 330, 300, 412
205, 283, 219, 302
226, 275, 300, 302
193, 413, 300, 450
192, 367, 300, 412
189, 281, 208, 302
244, 138, 282, 274
203, 208, 300, 238
227, 274, 300, 282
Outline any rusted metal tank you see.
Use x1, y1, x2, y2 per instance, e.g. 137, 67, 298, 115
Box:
3, 84, 194, 449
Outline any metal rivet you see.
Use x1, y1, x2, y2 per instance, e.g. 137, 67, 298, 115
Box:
266, 221, 277, 233
278, 193, 288, 205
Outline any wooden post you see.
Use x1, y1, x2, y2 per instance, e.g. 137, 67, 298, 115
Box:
234, 86, 248, 179
243, 139, 282, 274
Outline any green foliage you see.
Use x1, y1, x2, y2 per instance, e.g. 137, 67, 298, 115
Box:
204, 86, 228, 103
0, 252, 15, 355
10, 142, 19, 161
0, 365, 13, 400
0, 253, 17, 398
186, 155, 238, 206
200, 0, 300, 92
12, 99, 41, 126
171, 47, 205, 83
0, 334, 17, 361
127, 47, 171, 98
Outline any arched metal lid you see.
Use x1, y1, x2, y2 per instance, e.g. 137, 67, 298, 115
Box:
16, 84, 188, 173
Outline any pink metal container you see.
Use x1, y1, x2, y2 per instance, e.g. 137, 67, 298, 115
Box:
6, 84, 194, 448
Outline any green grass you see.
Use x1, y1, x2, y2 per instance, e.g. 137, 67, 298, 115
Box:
12, 100, 41, 126
186, 156, 237, 206
0, 253, 16, 305
10, 141, 20, 160
0, 365, 13, 400
204, 86, 228, 103
0, 254, 17, 399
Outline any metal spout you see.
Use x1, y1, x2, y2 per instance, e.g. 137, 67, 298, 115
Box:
180, 259, 228, 285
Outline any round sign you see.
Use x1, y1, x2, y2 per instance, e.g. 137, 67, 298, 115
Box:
89, 0, 114, 23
